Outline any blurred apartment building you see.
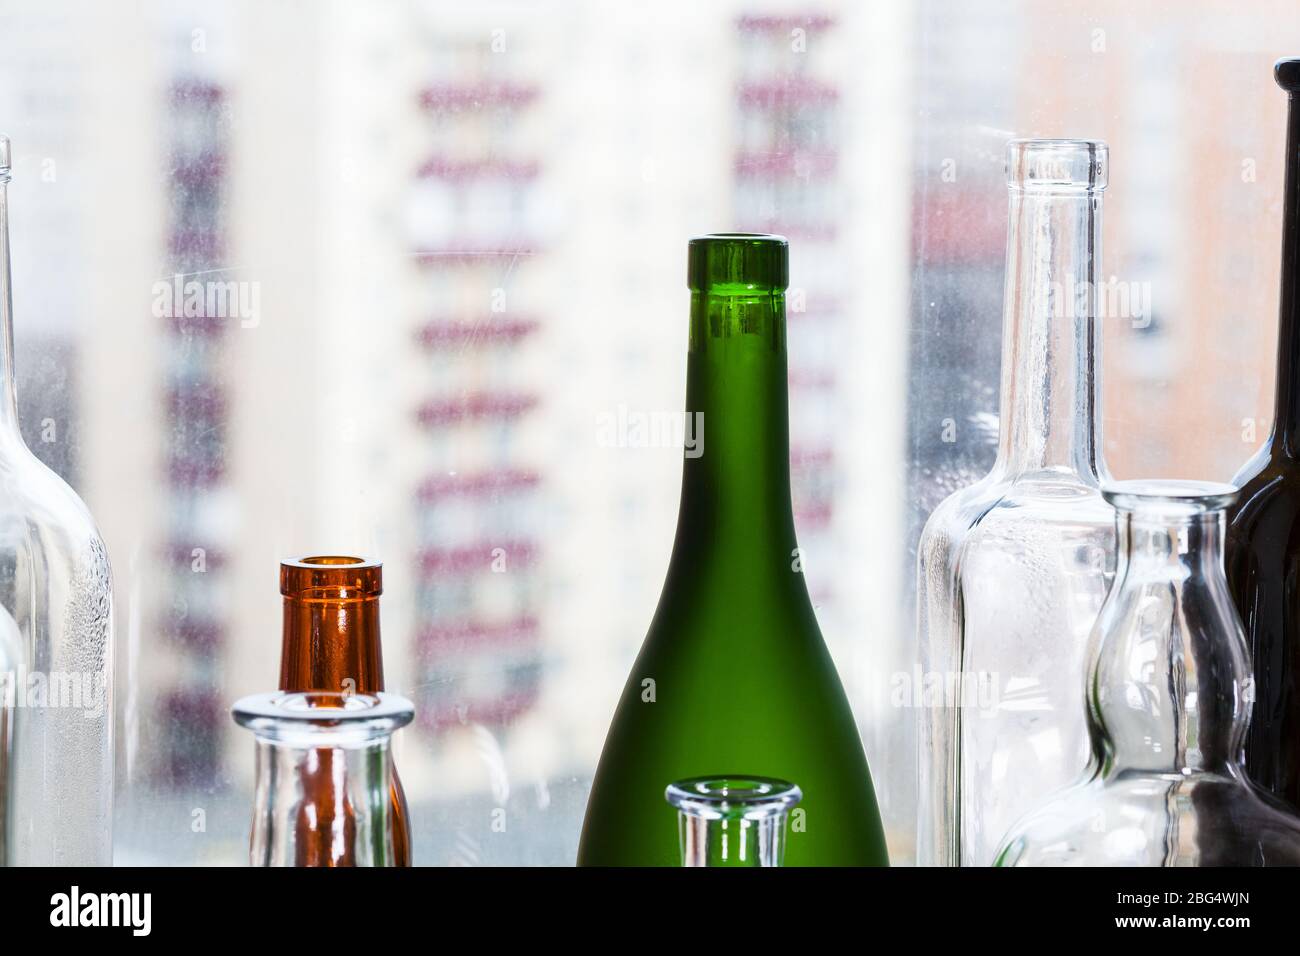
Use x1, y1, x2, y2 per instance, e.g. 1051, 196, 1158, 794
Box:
154, 74, 233, 788
8, 0, 907, 863
907, 0, 1294, 503
734, 12, 842, 607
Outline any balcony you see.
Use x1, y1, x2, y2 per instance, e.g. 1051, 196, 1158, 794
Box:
416, 468, 540, 502
167, 382, 227, 420
415, 317, 539, 350
737, 76, 838, 110
415, 392, 537, 427
412, 243, 539, 268
417, 614, 539, 653
737, 14, 835, 33
734, 150, 837, 179
416, 155, 540, 182
417, 540, 538, 576
419, 81, 539, 113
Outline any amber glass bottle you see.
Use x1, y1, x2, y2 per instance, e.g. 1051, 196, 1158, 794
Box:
1226, 59, 1300, 811
278, 556, 411, 865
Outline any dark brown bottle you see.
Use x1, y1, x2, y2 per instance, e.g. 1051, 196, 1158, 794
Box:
1225, 59, 1300, 810
278, 556, 411, 865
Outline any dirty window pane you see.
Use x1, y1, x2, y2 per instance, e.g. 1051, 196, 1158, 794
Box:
0, 0, 1294, 865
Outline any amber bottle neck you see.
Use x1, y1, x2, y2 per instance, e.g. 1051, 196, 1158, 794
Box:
278, 557, 386, 694
278, 595, 385, 694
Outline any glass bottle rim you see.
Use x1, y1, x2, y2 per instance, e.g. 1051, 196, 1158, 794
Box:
1007, 138, 1108, 192
687, 233, 789, 293
665, 776, 802, 820
1102, 478, 1238, 516
231, 690, 413, 745
281, 554, 382, 597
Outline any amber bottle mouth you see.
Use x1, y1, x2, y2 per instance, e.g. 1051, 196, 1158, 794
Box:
281, 555, 382, 598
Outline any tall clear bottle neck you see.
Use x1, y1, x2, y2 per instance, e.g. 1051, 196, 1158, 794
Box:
0, 139, 23, 434
1090, 483, 1250, 777
994, 140, 1107, 482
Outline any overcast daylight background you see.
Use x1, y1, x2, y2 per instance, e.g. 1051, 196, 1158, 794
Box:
0, 0, 1297, 864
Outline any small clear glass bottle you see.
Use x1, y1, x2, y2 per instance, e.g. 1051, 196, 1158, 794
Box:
665, 776, 801, 867
917, 140, 1116, 866
232, 691, 413, 867
0, 134, 114, 866
996, 481, 1300, 867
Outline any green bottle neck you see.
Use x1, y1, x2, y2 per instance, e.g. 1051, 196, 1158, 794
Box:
672, 290, 797, 563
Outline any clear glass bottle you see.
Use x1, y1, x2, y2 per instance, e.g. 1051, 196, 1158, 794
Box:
916, 140, 1116, 866
996, 481, 1300, 866
665, 776, 801, 867
232, 690, 413, 867
0, 134, 114, 866
0, 610, 16, 865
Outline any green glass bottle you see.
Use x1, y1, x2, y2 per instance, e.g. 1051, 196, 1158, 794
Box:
577, 234, 889, 866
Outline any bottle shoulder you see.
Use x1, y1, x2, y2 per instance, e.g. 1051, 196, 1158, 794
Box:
997, 771, 1300, 866
626, 572, 856, 713
1230, 440, 1279, 488
1228, 457, 1300, 536
919, 470, 1112, 570
0, 436, 105, 535
0, 436, 111, 581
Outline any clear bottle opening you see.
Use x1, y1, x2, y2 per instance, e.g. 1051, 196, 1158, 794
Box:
665, 775, 802, 820
1007, 139, 1108, 192
1102, 479, 1238, 517
231, 690, 413, 747
665, 776, 802, 867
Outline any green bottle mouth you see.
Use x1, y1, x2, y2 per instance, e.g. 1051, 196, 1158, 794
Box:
688, 233, 788, 293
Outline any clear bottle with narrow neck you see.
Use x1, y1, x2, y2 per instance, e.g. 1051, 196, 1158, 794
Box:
232, 690, 414, 867
917, 140, 1116, 866
278, 556, 410, 866
996, 481, 1300, 866
0, 135, 114, 866
577, 234, 888, 866
1226, 58, 1300, 812
665, 776, 801, 867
